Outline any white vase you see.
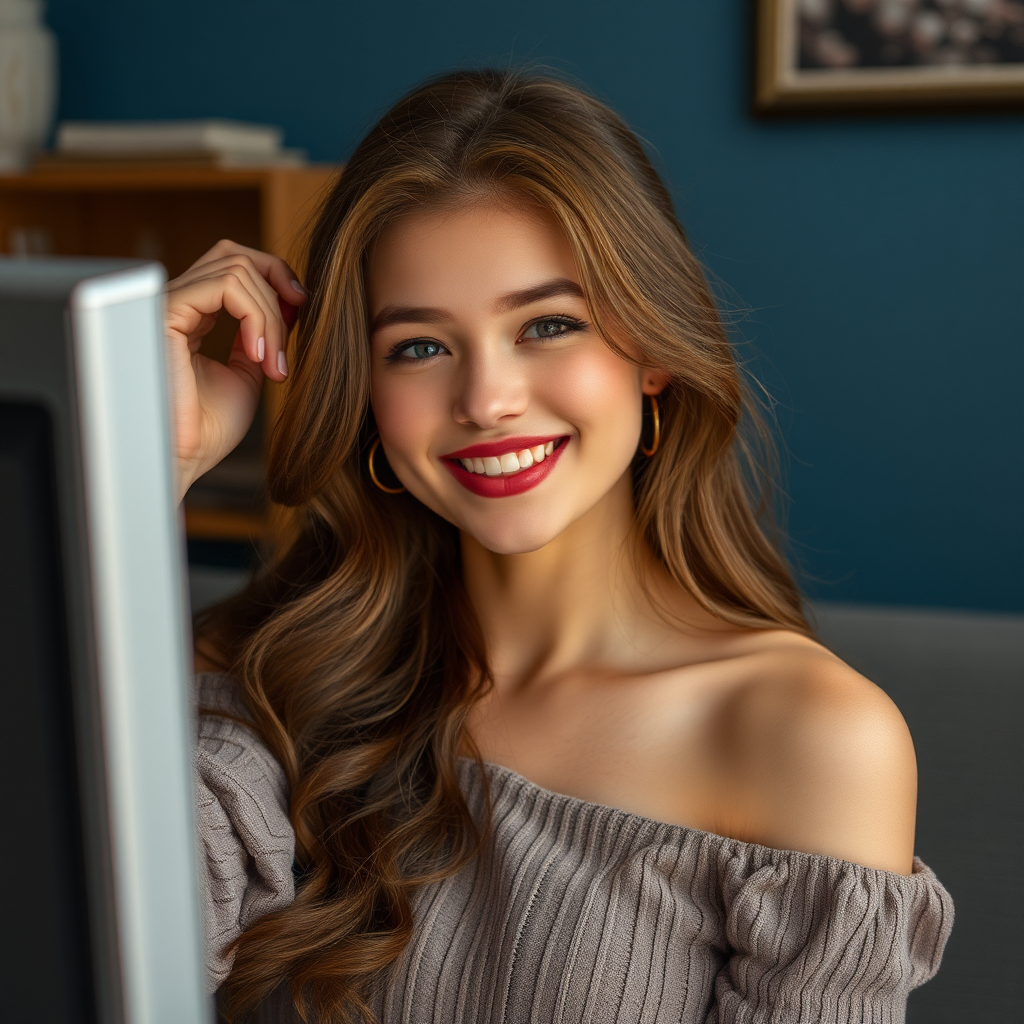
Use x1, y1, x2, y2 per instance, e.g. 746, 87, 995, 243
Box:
0, 0, 57, 171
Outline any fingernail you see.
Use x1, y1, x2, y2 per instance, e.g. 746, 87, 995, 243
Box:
291, 279, 306, 296
256, 336, 265, 361
277, 350, 288, 376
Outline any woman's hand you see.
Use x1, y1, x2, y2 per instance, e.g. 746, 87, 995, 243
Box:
164, 240, 307, 502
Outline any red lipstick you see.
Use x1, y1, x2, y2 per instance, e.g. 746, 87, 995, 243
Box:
443, 435, 564, 460
442, 436, 569, 498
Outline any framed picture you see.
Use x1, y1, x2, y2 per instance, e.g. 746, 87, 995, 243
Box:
755, 0, 1024, 112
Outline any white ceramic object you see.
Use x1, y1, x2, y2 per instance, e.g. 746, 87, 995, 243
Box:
0, 0, 57, 171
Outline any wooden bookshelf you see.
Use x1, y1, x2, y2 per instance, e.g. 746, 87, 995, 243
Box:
0, 162, 338, 545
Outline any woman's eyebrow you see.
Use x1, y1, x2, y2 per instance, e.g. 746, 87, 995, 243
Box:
369, 278, 585, 333
370, 304, 452, 333
493, 278, 585, 313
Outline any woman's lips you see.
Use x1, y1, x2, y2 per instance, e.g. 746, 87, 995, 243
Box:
443, 437, 569, 497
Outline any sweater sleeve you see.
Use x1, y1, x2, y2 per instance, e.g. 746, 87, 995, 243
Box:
706, 844, 954, 1024
193, 672, 296, 994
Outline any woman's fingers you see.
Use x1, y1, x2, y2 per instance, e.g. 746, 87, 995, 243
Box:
187, 239, 306, 307
167, 262, 287, 379
225, 324, 266, 397
171, 247, 305, 379
167, 271, 272, 371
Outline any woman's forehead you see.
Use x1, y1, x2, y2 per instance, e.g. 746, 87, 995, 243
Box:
365, 201, 580, 316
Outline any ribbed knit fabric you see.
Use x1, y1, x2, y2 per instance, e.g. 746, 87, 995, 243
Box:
194, 673, 953, 1023
194, 674, 295, 993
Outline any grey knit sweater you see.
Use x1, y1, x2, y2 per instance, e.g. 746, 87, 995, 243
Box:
194, 672, 953, 1023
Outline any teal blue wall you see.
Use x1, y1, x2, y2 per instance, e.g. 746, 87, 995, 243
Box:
46, 0, 1024, 611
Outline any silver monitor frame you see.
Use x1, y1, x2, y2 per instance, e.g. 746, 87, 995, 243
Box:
0, 258, 208, 1024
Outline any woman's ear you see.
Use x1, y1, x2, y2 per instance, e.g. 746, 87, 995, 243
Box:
641, 371, 670, 396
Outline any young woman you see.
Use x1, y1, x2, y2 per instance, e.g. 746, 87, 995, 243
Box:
171, 70, 952, 1023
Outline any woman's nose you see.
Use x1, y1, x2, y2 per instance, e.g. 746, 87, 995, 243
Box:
452, 344, 530, 429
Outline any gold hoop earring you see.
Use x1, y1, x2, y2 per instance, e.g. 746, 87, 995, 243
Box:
640, 394, 661, 457
368, 437, 406, 494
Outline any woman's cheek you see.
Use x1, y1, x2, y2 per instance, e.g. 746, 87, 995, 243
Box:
539, 344, 641, 445
371, 373, 445, 468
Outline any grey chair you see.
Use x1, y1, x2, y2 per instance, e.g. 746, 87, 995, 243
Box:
813, 603, 1024, 1023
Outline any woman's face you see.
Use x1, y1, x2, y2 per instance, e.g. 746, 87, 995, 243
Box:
366, 201, 665, 554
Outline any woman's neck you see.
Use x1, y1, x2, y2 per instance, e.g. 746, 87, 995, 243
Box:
460, 472, 711, 691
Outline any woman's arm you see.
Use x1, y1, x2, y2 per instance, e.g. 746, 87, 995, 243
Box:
701, 658, 947, 1021
193, 672, 296, 993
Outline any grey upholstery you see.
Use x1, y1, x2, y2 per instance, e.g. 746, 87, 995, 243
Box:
812, 603, 1024, 1023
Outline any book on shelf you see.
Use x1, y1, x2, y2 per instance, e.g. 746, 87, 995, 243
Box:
35, 148, 308, 170
55, 119, 285, 154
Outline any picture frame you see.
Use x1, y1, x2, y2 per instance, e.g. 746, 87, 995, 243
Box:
754, 0, 1024, 113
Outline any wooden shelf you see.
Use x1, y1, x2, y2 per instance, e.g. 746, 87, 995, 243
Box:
184, 505, 270, 542
2, 163, 333, 189
0, 162, 338, 547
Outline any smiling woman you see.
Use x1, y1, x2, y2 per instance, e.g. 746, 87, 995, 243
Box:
176, 69, 953, 1024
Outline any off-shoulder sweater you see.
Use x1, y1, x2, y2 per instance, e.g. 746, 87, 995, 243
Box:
194, 673, 953, 1023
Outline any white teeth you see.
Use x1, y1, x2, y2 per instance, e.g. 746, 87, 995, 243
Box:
456, 439, 562, 477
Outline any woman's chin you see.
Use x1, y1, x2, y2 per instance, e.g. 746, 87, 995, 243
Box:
459, 513, 571, 557
445, 471, 631, 557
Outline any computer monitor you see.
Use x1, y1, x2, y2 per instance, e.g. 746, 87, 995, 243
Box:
0, 258, 208, 1024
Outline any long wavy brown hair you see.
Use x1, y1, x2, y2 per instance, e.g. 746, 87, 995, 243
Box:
199, 67, 809, 1023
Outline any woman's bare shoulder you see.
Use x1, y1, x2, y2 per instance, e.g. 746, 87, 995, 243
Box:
699, 630, 918, 873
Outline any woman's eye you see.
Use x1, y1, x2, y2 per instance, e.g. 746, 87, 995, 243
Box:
522, 316, 586, 340
387, 339, 446, 362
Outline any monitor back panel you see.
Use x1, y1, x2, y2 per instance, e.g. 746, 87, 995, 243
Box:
0, 399, 97, 1023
